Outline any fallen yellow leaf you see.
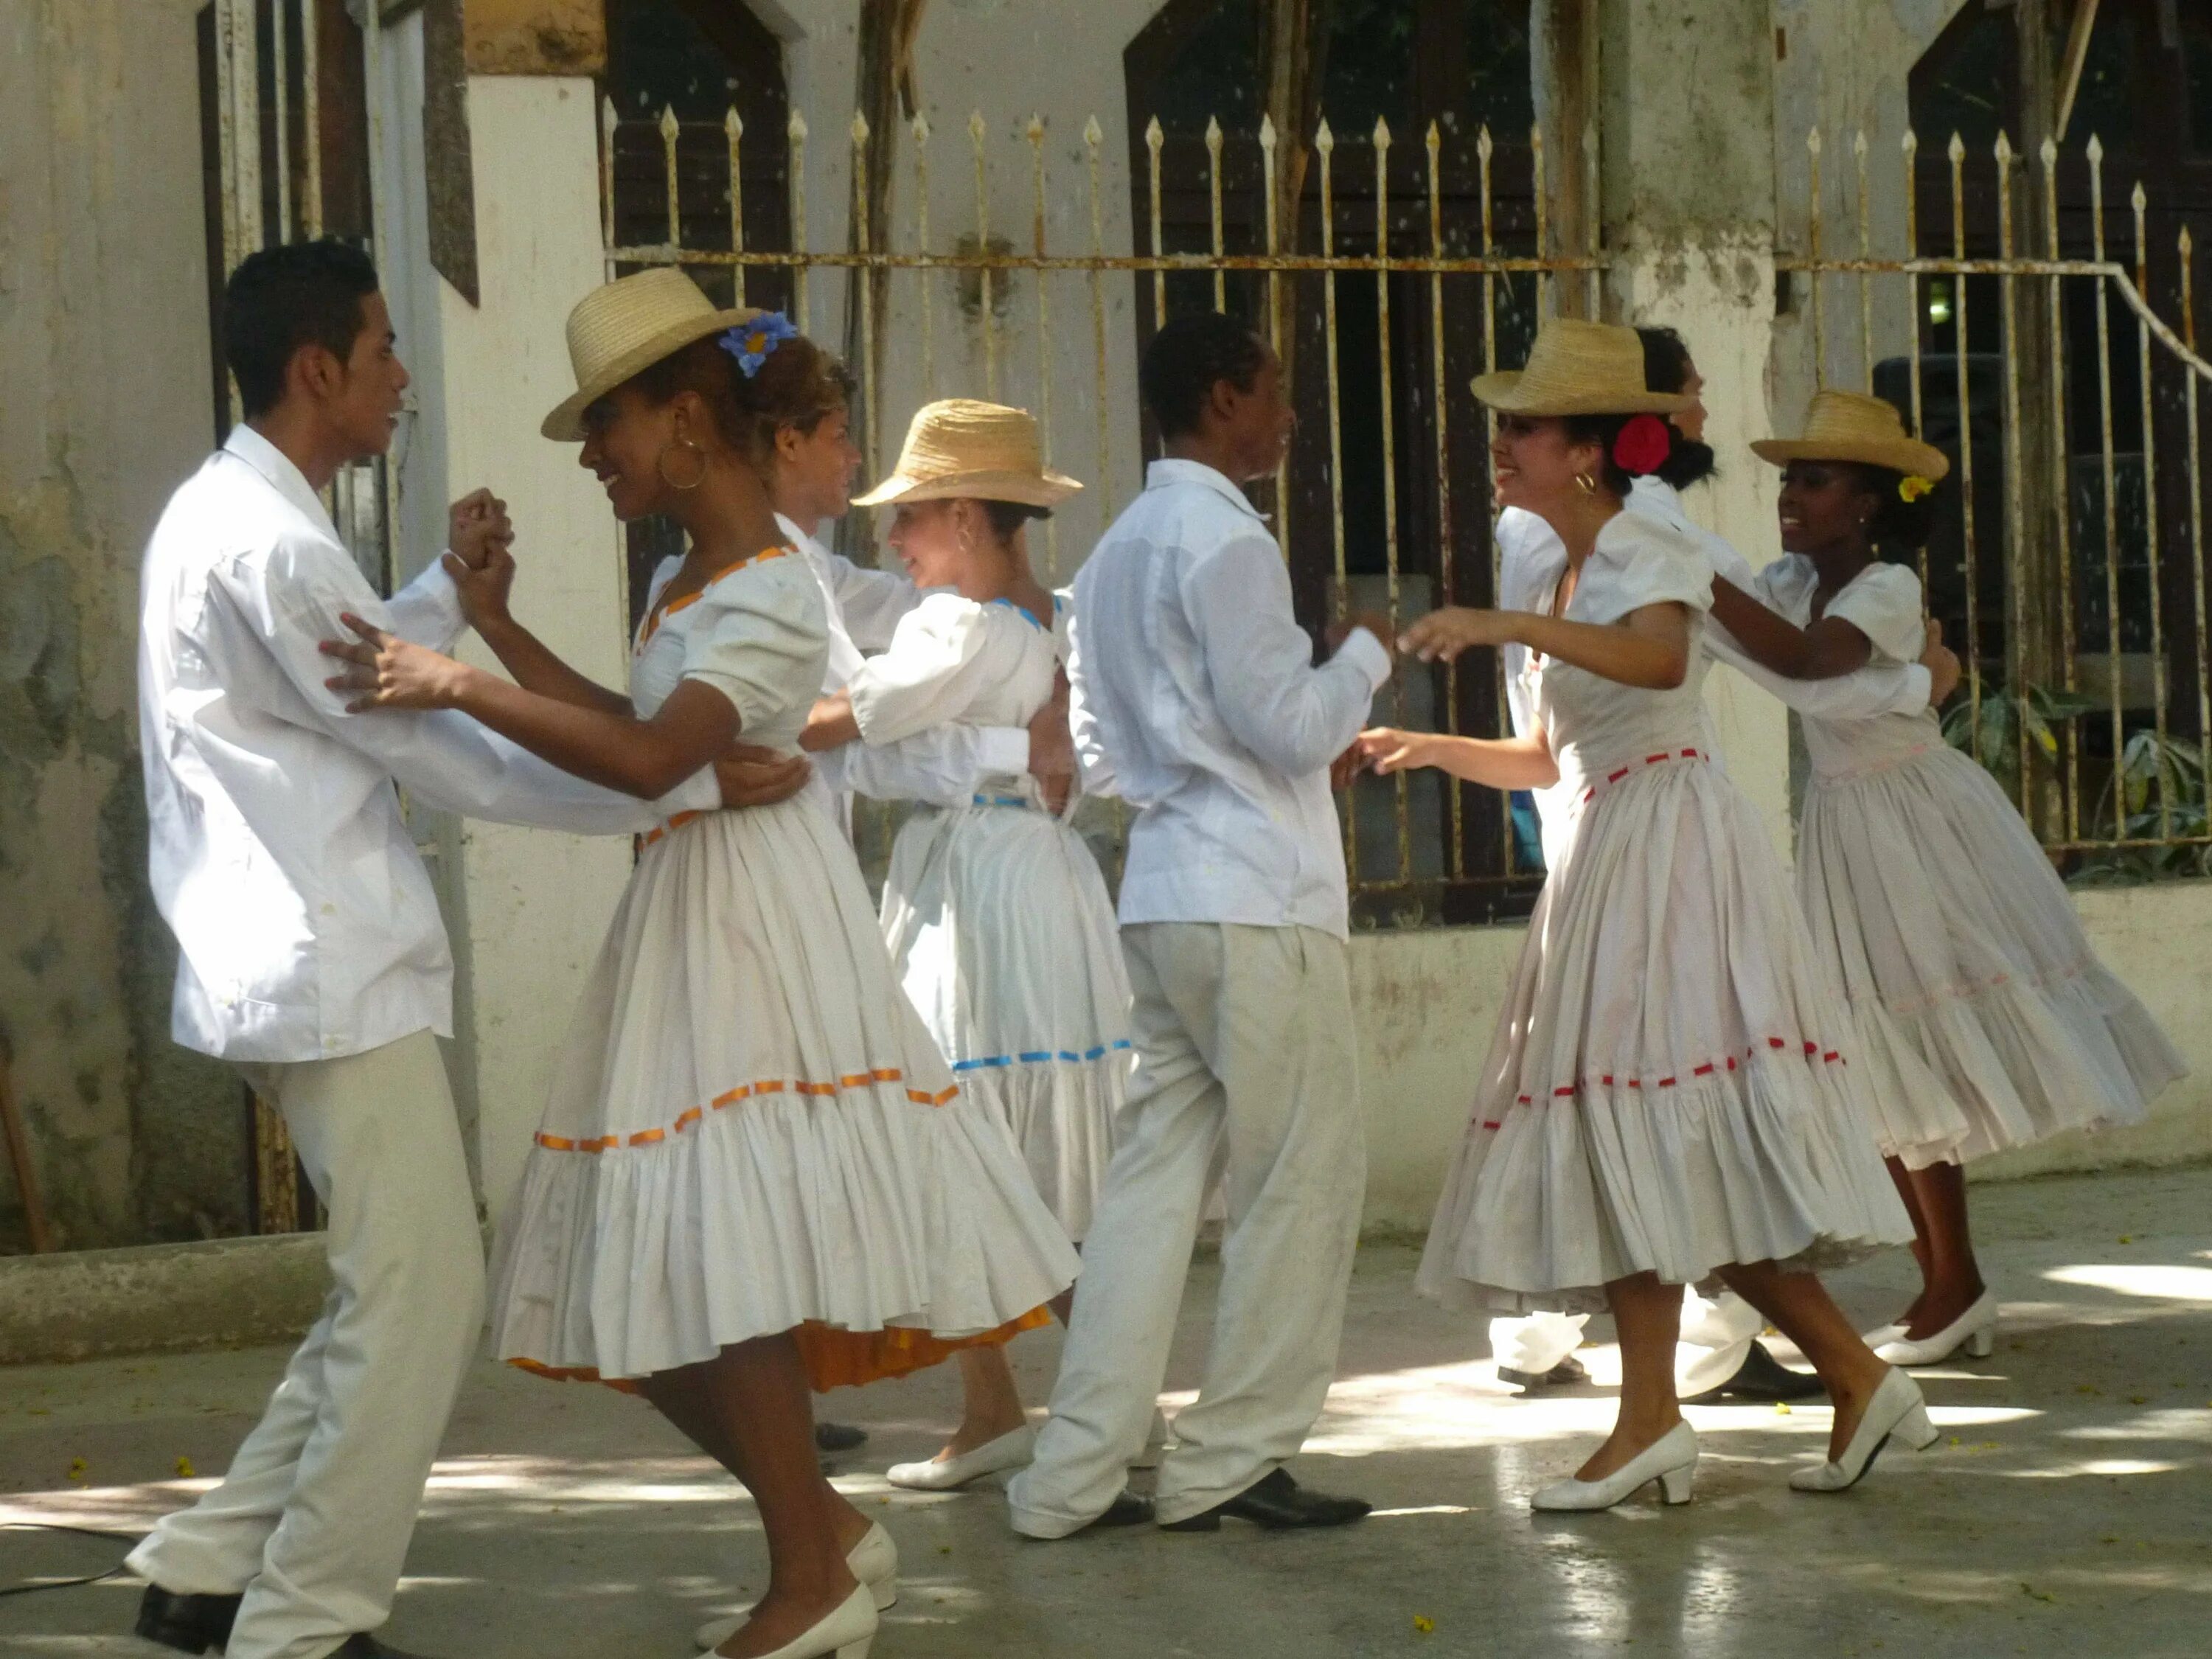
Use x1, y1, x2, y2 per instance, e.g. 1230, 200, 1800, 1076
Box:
1413, 1615, 1436, 1635
175, 1456, 195, 1479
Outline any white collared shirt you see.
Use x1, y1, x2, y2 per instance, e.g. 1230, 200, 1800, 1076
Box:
1495, 476, 1933, 868
140, 424, 717, 1062
1067, 458, 1390, 939
773, 515, 1030, 821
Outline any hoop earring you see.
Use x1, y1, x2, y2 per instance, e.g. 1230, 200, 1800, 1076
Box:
658, 437, 708, 492
1573, 470, 1598, 496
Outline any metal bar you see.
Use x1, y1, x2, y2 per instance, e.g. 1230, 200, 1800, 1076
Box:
1028, 115, 1058, 580
274, 0, 292, 241
1261, 114, 1287, 553
233, 0, 262, 257
1085, 115, 1111, 525
1777, 255, 2152, 278
2044, 136, 2081, 838
1906, 128, 1927, 594
661, 105, 681, 248
2135, 183, 2169, 838
1950, 133, 1981, 734
1318, 117, 1354, 875
787, 109, 808, 331
601, 97, 618, 279
215, 0, 239, 279
1374, 117, 1408, 882
972, 110, 996, 398
1997, 133, 2033, 817
726, 106, 745, 299
603, 244, 1611, 276
1582, 120, 1600, 317
852, 112, 878, 482
2090, 135, 2125, 839
1808, 126, 1826, 385
1207, 115, 1226, 312
1430, 118, 1462, 881
1146, 117, 1165, 330
1481, 123, 1508, 877
1531, 124, 1549, 319
301, 0, 321, 238
1854, 128, 1873, 386
2183, 226, 2209, 755
914, 112, 933, 399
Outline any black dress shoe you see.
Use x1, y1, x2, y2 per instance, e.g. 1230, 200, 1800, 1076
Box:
134, 1585, 242, 1655
1498, 1354, 1590, 1390
330, 1635, 439, 1659
1022, 1488, 1154, 1540
814, 1421, 869, 1453
1159, 1467, 1371, 1532
1683, 1340, 1828, 1405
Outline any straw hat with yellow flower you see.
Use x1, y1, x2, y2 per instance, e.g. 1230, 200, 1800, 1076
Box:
1751, 389, 1949, 502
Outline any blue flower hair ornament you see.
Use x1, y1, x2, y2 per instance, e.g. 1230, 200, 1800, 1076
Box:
720, 311, 801, 378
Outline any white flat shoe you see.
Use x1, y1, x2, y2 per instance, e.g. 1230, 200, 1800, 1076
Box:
885, 1424, 1035, 1491
1790, 1368, 1938, 1492
707, 1582, 875, 1659
1530, 1422, 1698, 1512
694, 1526, 897, 1649
1129, 1407, 1173, 1471
1872, 1290, 1998, 1367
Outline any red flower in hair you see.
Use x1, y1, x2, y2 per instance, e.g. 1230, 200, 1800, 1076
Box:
1613, 412, 1672, 476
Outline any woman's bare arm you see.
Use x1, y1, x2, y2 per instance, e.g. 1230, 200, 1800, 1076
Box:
1708, 578, 1873, 681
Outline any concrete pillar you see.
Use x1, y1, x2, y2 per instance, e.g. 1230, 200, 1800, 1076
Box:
1596, 0, 1794, 852
434, 74, 633, 1222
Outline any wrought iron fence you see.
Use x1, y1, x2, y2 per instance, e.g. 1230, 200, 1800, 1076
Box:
1781, 122, 2212, 876
601, 98, 1605, 926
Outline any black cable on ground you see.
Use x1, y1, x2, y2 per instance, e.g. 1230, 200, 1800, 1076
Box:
0, 1522, 139, 1598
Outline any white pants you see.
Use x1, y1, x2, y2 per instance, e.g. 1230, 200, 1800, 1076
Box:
128, 1031, 485, 1659
1486, 1293, 1764, 1390
1008, 923, 1366, 1534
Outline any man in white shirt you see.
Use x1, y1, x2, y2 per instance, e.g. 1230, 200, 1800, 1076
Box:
1008, 313, 1391, 1539
128, 241, 799, 1659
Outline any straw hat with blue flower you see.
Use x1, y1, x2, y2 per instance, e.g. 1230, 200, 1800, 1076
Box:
542, 268, 798, 441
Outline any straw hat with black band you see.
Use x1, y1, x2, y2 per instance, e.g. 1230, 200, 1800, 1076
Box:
541, 268, 765, 442
1750, 389, 1950, 483
852, 399, 1082, 511
1469, 317, 1696, 416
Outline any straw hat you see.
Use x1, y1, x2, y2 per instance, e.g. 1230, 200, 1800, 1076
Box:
852, 399, 1082, 509
1751, 389, 1950, 481
1468, 317, 1695, 416
541, 268, 762, 441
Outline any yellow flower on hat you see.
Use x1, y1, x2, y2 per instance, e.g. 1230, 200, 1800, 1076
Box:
1899, 473, 1935, 502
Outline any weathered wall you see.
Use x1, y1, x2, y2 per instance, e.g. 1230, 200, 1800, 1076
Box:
0, 0, 246, 1251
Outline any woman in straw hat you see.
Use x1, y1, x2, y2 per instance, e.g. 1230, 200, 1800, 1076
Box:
320, 268, 1078, 1659
1705, 389, 2183, 1367
1354, 317, 1928, 1509
799, 399, 1133, 1493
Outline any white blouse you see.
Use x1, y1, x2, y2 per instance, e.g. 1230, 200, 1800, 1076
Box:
847, 594, 1058, 796
1752, 555, 1943, 778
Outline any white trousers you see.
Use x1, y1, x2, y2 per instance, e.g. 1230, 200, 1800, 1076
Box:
1486, 1292, 1765, 1390
128, 1031, 485, 1659
1008, 922, 1366, 1534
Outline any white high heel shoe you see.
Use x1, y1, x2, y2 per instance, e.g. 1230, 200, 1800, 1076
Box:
695, 1526, 897, 1649
707, 1582, 876, 1659
1790, 1368, 1939, 1492
1530, 1422, 1698, 1512
885, 1423, 1035, 1491
1872, 1290, 1998, 1367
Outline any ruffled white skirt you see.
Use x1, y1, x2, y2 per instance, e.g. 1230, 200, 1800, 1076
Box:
1796, 740, 2183, 1167
1418, 757, 1913, 1316
882, 799, 1131, 1242
487, 797, 1081, 1386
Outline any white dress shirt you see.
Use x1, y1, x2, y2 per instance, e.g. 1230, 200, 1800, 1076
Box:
773, 515, 1029, 821
1495, 476, 1932, 869
140, 424, 717, 1063
1067, 459, 1390, 939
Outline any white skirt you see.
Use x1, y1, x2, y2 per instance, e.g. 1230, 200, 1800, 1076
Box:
1797, 740, 2183, 1167
882, 798, 1131, 1242
488, 797, 1081, 1385
1418, 756, 1913, 1316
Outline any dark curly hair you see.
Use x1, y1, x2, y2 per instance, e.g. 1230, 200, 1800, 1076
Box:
1635, 326, 1718, 490
624, 325, 854, 471
223, 237, 380, 417
1839, 462, 1940, 552
1141, 311, 1269, 439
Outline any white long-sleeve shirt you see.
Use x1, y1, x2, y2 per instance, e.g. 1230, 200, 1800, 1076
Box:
1067, 459, 1390, 939
140, 424, 717, 1063
1496, 475, 1932, 868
